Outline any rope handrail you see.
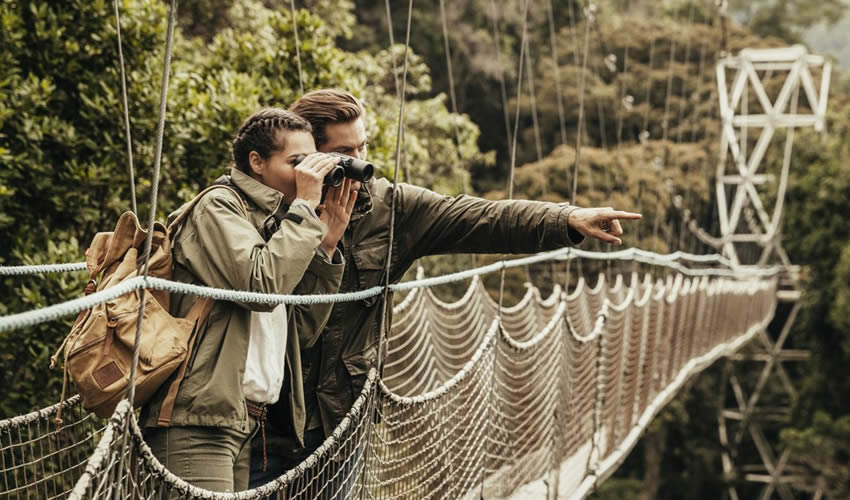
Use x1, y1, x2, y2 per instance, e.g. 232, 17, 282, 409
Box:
0, 262, 88, 275
0, 395, 82, 431
0, 248, 781, 333
0, 246, 770, 277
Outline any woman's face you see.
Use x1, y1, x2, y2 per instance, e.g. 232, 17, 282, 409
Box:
249, 130, 316, 203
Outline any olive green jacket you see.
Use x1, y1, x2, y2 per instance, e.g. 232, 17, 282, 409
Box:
142, 168, 344, 443
282, 178, 584, 438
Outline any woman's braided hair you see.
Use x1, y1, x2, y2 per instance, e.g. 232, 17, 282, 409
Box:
232, 108, 312, 172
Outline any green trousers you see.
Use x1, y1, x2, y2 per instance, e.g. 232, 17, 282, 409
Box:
146, 419, 259, 492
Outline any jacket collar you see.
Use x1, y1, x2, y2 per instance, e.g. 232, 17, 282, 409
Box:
350, 179, 374, 222
229, 168, 285, 214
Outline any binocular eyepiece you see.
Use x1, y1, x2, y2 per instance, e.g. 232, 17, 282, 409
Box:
294, 152, 374, 187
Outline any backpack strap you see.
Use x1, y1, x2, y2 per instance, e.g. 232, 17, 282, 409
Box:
157, 296, 215, 427
166, 184, 247, 234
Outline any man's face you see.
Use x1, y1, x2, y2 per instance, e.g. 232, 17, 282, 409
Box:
320, 117, 367, 194
321, 118, 368, 161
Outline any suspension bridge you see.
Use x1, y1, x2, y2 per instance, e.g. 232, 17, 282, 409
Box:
0, 0, 833, 499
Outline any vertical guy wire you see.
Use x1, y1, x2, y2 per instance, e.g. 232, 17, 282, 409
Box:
525, 41, 544, 163
113, 0, 137, 215
497, 0, 530, 313
377, 0, 414, 421
565, 2, 594, 286
384, 0, 410, 182
489, 0, 514, 148
119, 0, 177, 492
484, 1, 529, 496
290, 0, 305, 95
127, 0, 177, 412
439, 0, 471, 193
545, 0, 571, 294
369, 1, 414, 490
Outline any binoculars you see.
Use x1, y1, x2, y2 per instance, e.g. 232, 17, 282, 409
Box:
294, 152, 374, 187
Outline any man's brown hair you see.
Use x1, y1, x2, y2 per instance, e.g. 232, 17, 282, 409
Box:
289, 89, 365, 148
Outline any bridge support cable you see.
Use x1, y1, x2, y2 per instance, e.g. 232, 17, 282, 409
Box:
289, 0, 305, 96
112, 0, 137, 216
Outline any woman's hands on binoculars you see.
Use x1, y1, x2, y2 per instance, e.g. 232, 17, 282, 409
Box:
294, 153, 341, 208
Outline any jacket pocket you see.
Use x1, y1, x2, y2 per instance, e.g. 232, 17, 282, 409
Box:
343, 339, 378, 377
352, 241, 388, 306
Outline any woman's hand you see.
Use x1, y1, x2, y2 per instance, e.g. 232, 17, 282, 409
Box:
294, 153, 340, 208
318, 178, 358, 257
568, 207, 642, 245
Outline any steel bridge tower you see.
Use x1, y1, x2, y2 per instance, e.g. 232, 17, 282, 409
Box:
714, 45, 831, 500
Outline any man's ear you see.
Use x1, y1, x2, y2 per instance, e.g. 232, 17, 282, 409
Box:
248, 151, 264, 177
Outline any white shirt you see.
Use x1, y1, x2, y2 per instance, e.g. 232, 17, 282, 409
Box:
242, 304, 288, 404
240, 199, 342, 405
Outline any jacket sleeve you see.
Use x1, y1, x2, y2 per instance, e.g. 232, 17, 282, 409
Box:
290, 251, 345, 349
391, 182, 585, 263
174, 192, 327, 312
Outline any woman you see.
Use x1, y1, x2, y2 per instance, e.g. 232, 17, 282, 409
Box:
141, 108, 357, 492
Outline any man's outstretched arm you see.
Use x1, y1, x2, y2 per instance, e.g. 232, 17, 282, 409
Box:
386, 180, 641, 263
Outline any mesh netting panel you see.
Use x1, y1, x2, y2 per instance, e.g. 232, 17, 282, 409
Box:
1, 397, 104, 499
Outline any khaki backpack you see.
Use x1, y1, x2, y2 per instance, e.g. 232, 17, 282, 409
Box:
52, 186, 244, 423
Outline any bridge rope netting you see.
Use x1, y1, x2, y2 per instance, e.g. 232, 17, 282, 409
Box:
0, 0, 789, 498
0, 250, 778, 499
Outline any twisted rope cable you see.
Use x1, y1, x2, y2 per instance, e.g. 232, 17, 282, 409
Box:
488, 0, 513, 146
289, 0, 304, 95
0, 262, 87, 276
126, 0, 176, 405
112, 0, 137, 215
0, 395, 81, 431
0, 249, 781, 333
0, 247, 746, 276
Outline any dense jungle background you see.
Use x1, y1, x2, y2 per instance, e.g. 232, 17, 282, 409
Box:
1, 0, 849, 498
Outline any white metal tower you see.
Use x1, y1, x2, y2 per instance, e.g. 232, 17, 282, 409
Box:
715, 45, 831, 500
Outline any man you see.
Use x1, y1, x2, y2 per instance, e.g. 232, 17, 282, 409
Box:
249, 88, 640, 489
